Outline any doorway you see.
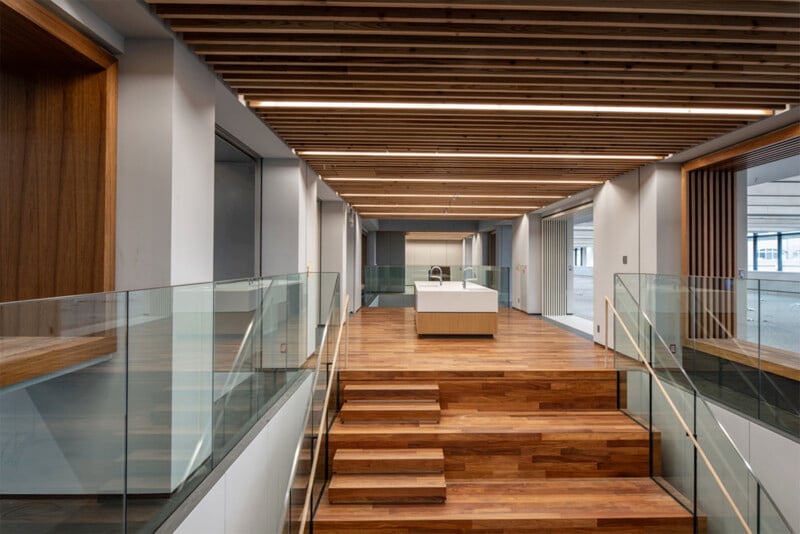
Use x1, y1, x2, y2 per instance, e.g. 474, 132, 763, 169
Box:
542, 205, 594, 337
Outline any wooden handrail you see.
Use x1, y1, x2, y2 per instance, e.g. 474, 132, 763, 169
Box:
297, 293, 350, 534
605, 296, 752, 534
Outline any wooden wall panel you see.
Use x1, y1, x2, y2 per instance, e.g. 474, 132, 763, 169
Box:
684, 168, 737, 338
0, 1, 117, 303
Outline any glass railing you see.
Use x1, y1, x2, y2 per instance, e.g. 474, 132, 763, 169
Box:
0, 272, 340, 533
615, 273, 799, 438
610, 275, 793, 533
363, 264, 510, 307
279, 278, 342, 534
279, 284, 347, 534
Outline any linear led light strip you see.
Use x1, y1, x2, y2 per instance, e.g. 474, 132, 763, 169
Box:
359, 212, 523, 217
340, 193, 563, 199
303, 150, 660, 160
326, 177, 601, 184
352, 204, 540, 209
255, 101, 773, 116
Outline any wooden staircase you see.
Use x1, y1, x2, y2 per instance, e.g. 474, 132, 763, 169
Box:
327, 383, 447, 505
315, 370, 700, 532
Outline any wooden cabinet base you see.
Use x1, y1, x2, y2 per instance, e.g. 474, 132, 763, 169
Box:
416, 312, 497, 336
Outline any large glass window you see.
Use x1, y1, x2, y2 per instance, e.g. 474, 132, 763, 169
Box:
746, 156, 800, 273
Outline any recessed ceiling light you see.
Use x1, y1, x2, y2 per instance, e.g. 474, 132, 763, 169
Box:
254, 101, 773, 117
326, 177, 601, 185
301, 150, 660, 160
340, 193, 563, 199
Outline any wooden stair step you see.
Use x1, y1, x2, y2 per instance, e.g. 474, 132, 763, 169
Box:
333, 448, 444, 474
344, 383, 439, 402
330, 410, 655, 479
339, 401, 441, 424
328, 473, 447, 504
316, 477, 698, 532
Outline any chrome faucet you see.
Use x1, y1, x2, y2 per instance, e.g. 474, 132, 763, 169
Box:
429, 265, 443, 286
462, 266, 478, 288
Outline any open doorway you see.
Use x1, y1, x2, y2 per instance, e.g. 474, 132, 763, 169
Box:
542, 205, 594, 337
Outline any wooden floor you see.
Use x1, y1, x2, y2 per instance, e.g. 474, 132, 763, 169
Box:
343, 307, 611, 372
315, 478, 695, 533
317, 307, 696, 532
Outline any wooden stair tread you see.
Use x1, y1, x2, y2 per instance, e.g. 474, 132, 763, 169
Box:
316, 477, 696, 531
333, 409, 649, 435
328, 473, 447, 504
339, 401, 442, 423
344, 384, 440, 401
342, 401, 440, 411
345, 384, 439, 392
334, 448, 444, 461
333, 448, 445, 474
330, 473, 446, 489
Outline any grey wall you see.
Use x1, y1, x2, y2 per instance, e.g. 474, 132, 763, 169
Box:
376, 231, 405, 265
214, 162, 256, 281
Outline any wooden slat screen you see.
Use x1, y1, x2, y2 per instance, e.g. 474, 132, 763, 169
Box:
685, 168, 737, 339
542, 218, 568, 316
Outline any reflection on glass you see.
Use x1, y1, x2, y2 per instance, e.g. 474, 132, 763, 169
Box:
363, 265, 511, 308
612, 273, 795, 534
0, 292, 127, 532
0, 273, 341, 533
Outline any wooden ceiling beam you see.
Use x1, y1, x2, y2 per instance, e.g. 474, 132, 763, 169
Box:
189, 44, 800, 67
154, 5, 798, 33
212, 68, 800, 86
204, 57, 800, 77
145, 0, 800, 19
165, 19, 799, 45
148, 1, 799, 217
181, 32, 800, 57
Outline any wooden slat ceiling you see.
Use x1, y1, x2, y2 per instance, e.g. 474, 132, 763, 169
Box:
147, 0, 800, 219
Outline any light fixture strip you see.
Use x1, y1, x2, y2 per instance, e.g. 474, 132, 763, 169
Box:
326, 177, 601, 185
340, 193, 563, 199
302, 150, 660, 160
352, 204, 540, 209
255, 101, 773, 116
359, 212, 523, 217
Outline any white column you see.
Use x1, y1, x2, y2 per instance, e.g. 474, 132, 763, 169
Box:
116, 39, 215, 290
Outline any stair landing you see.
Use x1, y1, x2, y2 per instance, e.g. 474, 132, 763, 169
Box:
314, 478, 697, 533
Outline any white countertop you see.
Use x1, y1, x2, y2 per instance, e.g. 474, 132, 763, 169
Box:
414, 281, 498, 313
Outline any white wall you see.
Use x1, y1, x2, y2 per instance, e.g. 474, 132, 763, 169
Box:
116, 39, 216, 289
511, 215, 528, 311
116, 39, 174, 290
707, 405, 800, 534
405, 240, 463, 266
593, 163, 682, 345
471, 233, 483, 266
170, 42, 215, 286
173, 375, 313, 534
261, 159, 303, 276
320, 201, 348, 315
353, 216, 362, 312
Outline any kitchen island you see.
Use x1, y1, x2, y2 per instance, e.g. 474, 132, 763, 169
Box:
414, 281, 498, 335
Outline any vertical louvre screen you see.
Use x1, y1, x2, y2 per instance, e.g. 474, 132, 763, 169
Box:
686, 169, 737, 338
542, 218, 568, 316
